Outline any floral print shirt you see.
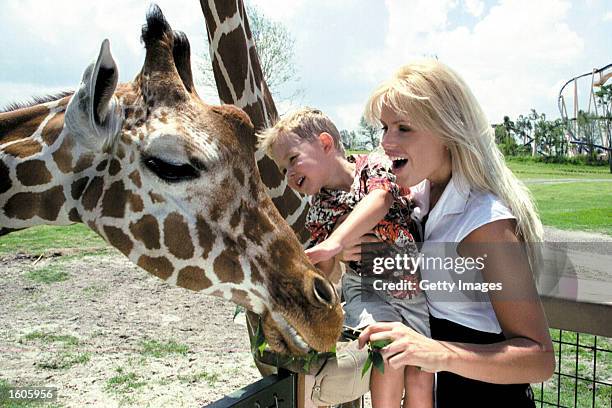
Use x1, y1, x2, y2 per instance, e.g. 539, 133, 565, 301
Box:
305, 154, 422, 288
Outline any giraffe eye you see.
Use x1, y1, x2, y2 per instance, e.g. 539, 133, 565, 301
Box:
142, 156, 201, 182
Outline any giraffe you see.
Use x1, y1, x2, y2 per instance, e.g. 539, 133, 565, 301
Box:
200, 0, 311, 242
0, 5, 343, 355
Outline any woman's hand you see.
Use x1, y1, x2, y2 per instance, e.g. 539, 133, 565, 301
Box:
358, 322, 452, 373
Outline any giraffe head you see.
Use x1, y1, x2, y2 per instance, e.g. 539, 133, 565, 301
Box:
2, 6, 342, 354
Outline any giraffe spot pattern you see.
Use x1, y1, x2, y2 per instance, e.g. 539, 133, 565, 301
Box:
233, 166, 245, 186
16, 160, 52, 186
81, 176, 104, 211
71, 177, 89, 200
243, 204, 274, 246
176, 266, 212, 291
130, 214, 161, 250
229, 202, 241, 229
217, 28, 248, 99
258, 156, 283, 190
101, 180, 128, 218
68, 208, 81, 222
249, 261, 264, 285
128, 193, 144, 212
41, 113, 64, 145
0, 105, 47, 145
213, 247, 243, 284
163, 212, 194, 259
109, 159, 121, 176
137, 255, 173, 280
272, 186, 302, 220
0, 161, 12, 194
95, 160, 108, 171
4, 139, 43, 159
74, 154, 94, 173
196, 216, 214, 259
103, 225, 134, 256
230, 288, 252, 310
3, 186, 65, 221
51, 137, 74, 173
129, 170, 142, 188
116, 145, 125, 160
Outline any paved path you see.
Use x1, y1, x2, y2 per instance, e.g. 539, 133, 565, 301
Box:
541, 227, 611, 305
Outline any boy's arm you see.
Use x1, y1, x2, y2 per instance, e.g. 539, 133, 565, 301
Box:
305, 189, 392, 264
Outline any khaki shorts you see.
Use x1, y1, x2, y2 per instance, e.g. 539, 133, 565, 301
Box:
310, 340, 371, 406
342, 271, 431, 337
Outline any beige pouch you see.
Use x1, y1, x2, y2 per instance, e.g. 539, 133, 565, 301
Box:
310, 340, 371, 405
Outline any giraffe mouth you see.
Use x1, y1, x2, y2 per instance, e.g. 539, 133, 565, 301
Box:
271, 312, 310, 354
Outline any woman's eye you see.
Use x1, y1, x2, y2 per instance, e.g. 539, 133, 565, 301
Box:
142, 156, 201, 183
289, 155, 297, 164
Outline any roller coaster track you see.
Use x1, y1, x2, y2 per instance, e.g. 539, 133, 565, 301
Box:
558, 63, 612, 152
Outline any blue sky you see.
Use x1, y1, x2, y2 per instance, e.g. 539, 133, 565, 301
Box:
1, 0, 611, 132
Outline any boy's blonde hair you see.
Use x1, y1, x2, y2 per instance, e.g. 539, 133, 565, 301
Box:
365, 59, 543, 272
257, 107, 345, 158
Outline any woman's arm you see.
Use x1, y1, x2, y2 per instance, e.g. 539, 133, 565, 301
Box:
305, 189, 393, 264
359, 219, 555, 384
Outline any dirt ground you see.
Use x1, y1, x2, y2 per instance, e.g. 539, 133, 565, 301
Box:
0, 251, 262, 407
1, 226, 610, 407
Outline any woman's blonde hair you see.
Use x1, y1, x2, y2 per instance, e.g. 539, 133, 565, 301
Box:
365, 59, 543, 271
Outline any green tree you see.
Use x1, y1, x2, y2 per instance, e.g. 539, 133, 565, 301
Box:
358, 116, 381, 150
340, 129, 357, 150
594, 84, 612, 172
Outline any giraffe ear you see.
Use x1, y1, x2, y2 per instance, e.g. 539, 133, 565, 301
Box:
65, 39, 122, 151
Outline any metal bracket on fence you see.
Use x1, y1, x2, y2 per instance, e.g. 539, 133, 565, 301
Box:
205, 369, 297, 408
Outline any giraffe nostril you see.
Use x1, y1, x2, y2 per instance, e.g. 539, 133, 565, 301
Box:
313, 276, 336, 307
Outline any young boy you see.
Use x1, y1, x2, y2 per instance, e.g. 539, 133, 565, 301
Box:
258, 107, 432, 408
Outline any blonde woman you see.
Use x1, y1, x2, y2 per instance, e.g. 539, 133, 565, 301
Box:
353, 60, 555, 407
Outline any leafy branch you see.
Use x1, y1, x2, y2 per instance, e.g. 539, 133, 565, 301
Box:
362, 339, 392, 377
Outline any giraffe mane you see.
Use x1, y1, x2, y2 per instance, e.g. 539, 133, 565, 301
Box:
0, 91, 74, 114
141, 4, 172, 47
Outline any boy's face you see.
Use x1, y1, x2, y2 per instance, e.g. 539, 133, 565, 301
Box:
271, 132, 331, 196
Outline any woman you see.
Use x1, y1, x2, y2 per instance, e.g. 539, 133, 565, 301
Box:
352, 59, 555, 407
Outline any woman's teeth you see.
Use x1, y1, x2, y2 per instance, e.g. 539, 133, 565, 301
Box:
389, 157, 408, 170
297, 176, 305, 187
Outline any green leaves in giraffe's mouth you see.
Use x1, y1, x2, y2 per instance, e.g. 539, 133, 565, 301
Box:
362, 338, 392, 377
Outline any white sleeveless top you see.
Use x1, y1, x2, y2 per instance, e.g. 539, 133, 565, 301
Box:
418, 175, 515, 333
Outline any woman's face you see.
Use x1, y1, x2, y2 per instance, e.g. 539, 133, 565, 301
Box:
380, 104, 451, 187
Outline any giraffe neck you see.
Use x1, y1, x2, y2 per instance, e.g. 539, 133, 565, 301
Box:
200, 0, 310, 242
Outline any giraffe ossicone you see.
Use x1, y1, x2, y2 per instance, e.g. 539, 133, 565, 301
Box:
0, 5, 342, 355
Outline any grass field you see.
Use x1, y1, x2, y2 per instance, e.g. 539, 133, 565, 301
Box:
506, 157, 612, 180
504, 158, 612, 235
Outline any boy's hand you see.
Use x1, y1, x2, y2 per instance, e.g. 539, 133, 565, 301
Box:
305, 238, 343, 265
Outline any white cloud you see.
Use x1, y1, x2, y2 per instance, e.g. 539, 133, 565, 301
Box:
355, 0, 584, 122
464, 0, 485, 17
333, 103, 366, 131
250, 0, 306, 21
0, 82, 71, 108
0, 0, 213, 105
604, 11, 612, 21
